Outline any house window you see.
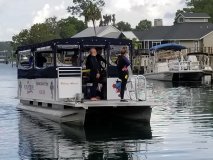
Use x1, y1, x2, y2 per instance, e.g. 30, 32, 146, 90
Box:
194, 41, 199, 52
172, 41, 180, 44
152, 41, 161, 47
178, 17, 184, 23
144, 41, 149, 49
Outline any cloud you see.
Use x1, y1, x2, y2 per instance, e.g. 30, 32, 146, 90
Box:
104, 0, 186, 26
0, 0, 186, 41
32, 2, 69, 24
33, 4, 51, 24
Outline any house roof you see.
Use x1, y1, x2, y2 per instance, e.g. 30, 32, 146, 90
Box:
72, 25, 121, 38
133, 26, 172, 40
122, 31, 139, 40
181, 12, 211, 18
133, 22, 213, 41
102, 32, 122, 38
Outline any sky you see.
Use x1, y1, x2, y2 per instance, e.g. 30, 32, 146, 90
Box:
0, 0, 186, 41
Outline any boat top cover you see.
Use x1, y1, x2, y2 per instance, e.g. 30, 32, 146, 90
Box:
16, 37, 132, 79
150, 43, 187, 52
16, 37, 132, 52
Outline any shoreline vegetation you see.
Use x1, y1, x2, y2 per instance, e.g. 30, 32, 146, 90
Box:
1, 0, 213, 59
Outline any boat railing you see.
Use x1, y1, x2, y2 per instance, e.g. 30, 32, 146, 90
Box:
127, 75, 147, 101
168, 61, 201, 71
187, 47, 213, 54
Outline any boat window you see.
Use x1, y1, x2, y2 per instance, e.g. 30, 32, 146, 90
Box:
109, 45, 130, 66
81, 47, 106, 69
107, 45, 131, 77
56, 50, 79, 66
35, 52, 53, 68
18, 51, 33, 69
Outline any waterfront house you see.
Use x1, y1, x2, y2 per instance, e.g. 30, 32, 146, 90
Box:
132, 13, 213, 54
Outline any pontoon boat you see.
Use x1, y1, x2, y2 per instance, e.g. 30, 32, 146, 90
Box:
17, 37, 157, 126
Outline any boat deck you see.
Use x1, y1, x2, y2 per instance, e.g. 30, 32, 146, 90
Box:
74, 100, 159, 109
20, 99, 159, 110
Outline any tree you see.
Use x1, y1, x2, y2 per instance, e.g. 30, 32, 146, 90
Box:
132, 38, 140, 50
103, 14, 112, 26
12, 16, 86, 49
58, 17, 86, 38
112, 14, 116, 26
85, 2, 102, 35
101, 14, 116, 26
116, 21, 132, 31
135, 19, 152, 31
12, 29, 30, 49
68, 0, 105, 35
28, 23, 60, 44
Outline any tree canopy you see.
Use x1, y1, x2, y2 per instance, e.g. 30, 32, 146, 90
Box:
68, 0, 105, 35
135, 19, 152, 31
12, 16, 86, 49
116, 21, 132, 31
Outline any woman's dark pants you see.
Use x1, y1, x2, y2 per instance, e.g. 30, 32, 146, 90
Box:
120, 78, 127, 100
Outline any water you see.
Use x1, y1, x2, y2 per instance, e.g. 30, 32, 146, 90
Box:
0, 63, 213, 160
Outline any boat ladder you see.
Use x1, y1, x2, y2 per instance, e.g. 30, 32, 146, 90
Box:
127, 75, 147, 101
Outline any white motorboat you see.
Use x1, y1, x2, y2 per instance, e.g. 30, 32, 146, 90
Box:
144, 43, 204, 82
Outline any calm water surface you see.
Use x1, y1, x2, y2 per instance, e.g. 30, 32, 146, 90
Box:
0, 63, 213, 160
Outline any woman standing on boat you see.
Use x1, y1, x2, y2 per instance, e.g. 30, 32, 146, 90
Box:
117, 47, 131, 102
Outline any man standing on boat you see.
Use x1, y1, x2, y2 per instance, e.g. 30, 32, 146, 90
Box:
86, 48, 102, 101
116, 47, 131, 102
35, 53, 47, 68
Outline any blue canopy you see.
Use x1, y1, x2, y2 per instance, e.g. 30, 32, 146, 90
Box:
150, 43, 187, 52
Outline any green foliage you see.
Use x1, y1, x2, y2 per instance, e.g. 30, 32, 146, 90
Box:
58, 17, 86, 39
132, 38, 140, 50
116, 21, 132, 31
12, 29, 30, 49
12, 16, 86, 49
67, 0, 104, 35
68, 0, 104, 23
135, 19, 152, 31
84, 2, 102, 35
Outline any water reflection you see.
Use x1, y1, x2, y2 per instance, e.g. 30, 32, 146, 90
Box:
1, 64, 213, 160
18, 111, 152, 159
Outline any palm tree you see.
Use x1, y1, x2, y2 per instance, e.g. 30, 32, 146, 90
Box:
84, 2, 102, 36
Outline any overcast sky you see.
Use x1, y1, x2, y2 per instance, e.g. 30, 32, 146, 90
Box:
0, 0, 186, 41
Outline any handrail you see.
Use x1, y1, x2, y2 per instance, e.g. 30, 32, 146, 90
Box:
127, 75, 147, 101
168, 61, 200, 71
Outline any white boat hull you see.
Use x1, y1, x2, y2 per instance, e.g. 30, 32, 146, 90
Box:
144, 71, 204, 82
18, 99, 155, 126
144, 72, 173, 81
